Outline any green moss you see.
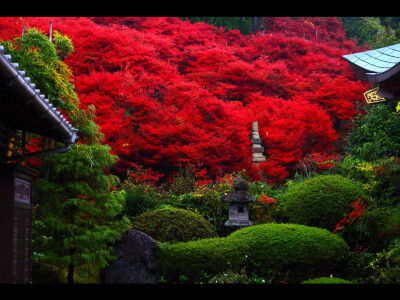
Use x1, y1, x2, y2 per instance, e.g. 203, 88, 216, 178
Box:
156, 223, 349, 283
131, 207, 218, 243
302, 277, 352, 284
278, 175, 366, 231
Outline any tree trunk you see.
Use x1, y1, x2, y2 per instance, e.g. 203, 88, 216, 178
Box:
67, 247, 76, 284
252, 17, 259, 34
67, 262, 74, 284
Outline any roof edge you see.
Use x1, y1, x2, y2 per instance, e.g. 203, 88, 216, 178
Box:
0, 45, 78, 145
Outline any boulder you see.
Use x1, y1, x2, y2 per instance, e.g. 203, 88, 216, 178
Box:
101, 229, 161, 284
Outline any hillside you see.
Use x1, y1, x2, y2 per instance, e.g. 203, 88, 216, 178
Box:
0, 16, 369, 183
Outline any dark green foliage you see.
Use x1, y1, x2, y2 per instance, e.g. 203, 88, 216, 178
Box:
347, 103, 400, 162
5, 28, 130, 284
122, 182, 160, 217
277, 175, 366, 231
131, 207, 218, 243
370, 157, 400, 206
162, 191, 229, 236
168, 164, 196, 195
365, 239, 400, 283
340, 207, 400, 253
301, 277, 352, 284
31, 261, 64, 284
156, 223, 349, 283
181, 17, 253, 35
339, 17, 400, 48
161, 170, 233, 236
337, 155, 400, 206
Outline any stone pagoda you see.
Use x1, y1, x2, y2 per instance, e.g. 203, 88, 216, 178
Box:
251, 121, 266, 164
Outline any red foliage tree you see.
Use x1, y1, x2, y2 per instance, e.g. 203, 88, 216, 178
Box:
0, 16, 369, 183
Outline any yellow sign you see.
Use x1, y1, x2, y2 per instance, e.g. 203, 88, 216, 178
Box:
364, 87, 386, 104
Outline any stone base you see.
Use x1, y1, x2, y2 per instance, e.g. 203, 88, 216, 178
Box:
224, 220, 253, 227
252, 154, 266, 162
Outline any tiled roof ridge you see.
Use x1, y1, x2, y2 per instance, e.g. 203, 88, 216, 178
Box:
0, 45, 78, 145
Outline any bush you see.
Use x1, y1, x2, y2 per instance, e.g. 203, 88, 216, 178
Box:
347, 102, 400, 162
160, 174, 234, 235
339, 206, 400, 252
366, 239, 400, 283
122, 181, 160, 217
131, 207, 218, 243
338, 155, 400, 206
301, 277, 352, 284
156, 223, 349, 283
277, 175, 366, 231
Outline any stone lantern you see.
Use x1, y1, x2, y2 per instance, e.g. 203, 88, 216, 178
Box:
221, 176, 255, 228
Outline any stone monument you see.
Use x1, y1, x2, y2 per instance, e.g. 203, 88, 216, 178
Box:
221, 176, 255, 228
251, 121, 266, 163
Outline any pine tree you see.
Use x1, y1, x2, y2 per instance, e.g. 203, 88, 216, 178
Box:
2, 27, 130, 283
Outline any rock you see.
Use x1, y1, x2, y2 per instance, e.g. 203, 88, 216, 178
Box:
101, 229, 161, 284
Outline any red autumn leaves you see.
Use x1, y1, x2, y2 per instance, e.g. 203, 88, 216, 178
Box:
0, 16, 369, 183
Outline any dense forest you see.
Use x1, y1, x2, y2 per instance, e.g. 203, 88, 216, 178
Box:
1, 16, 399, 284
184, 17, 400, 47
0, 16, 375, 183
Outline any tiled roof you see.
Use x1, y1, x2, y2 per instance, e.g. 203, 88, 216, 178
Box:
0, 45, 78, 146
343, 43, 400, 83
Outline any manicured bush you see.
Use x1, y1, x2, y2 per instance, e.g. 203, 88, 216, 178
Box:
131, 207, 218, 243
278, 175, 366, 231
301, 277, 352, 284
156, 223, 349, 283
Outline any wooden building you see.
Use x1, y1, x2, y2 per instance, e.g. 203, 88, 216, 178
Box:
343, 42, 400, 104
0, 45, 78, 283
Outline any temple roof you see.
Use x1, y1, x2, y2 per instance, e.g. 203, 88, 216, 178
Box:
343, 43, 400, 83
0, 45, 78, 145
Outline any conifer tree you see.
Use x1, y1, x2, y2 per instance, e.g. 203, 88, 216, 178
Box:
1, 28, 130, 283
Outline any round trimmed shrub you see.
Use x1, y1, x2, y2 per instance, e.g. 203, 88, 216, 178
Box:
156, 223, 349, 283
302, 277, 352, 284
278, 175, 366, 231
131, 207, 218, 243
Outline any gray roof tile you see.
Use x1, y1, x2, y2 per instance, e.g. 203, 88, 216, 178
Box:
343, 42, 400, 82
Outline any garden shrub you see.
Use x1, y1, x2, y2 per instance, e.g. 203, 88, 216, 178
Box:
339, 206, 400, 252
131, 207, 218, 243
338, 155, 400, 206
366, 239, 400, 283
301, 277, 352, 284
160, 177, 231, 235
156, 223, 349, 283
278, 174, 366, 231
346, 102, 400, 162
122, 182, 160, 217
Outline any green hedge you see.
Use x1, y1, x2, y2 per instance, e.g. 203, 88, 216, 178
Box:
131, 207, 218, 243
278, 175, 366, 231
302, 277, 352, 284
156, 223, 349, 283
